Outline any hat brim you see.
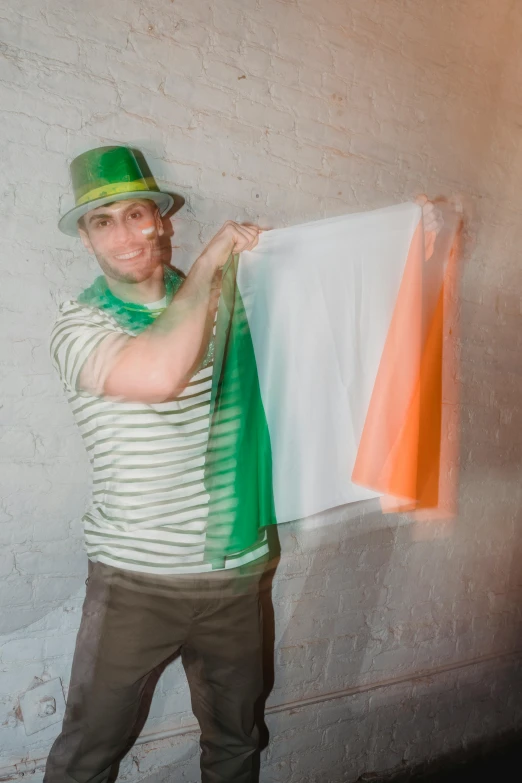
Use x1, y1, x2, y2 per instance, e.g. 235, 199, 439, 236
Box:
58, 190, 175, 237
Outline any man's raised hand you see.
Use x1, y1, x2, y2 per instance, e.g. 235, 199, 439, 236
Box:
415, 194, 444, 261
201, 221, 264, 271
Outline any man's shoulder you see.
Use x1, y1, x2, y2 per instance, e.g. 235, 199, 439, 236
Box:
51, 298, 119, 333
49, 298, 125, 384
49, 300, 124, 366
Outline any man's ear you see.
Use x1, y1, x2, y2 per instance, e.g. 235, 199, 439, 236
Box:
154, 207, 165, 237
78, 225, 94, 254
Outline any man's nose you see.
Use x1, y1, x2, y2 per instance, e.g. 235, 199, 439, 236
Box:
113, 219, 133, 245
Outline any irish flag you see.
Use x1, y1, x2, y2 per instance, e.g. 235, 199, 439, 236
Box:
204, 202, 461, 566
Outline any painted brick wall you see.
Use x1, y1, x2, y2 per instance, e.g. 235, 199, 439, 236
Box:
1, 0, 522, 781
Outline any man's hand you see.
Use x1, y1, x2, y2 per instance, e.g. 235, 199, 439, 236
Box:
415, 194, 443, 261
201, 221, 264, 271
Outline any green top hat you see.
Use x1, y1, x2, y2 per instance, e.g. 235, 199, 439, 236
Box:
58, 146, 175, 236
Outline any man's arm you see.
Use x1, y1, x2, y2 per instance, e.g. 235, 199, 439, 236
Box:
97, 221, 262, 403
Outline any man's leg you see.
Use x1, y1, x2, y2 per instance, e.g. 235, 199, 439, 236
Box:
182, 562, 266, 783
44, 562, 188, 783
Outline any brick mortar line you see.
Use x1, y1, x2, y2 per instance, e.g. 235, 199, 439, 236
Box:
2, 647, 521, 780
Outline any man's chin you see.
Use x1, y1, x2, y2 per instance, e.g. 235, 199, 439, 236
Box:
111, 272, 143, 284
100, 258, 160, 285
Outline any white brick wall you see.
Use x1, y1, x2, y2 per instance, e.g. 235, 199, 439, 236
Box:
1, 0, 522, 780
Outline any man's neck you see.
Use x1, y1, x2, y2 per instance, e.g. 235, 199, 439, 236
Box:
105, 267, 166, 305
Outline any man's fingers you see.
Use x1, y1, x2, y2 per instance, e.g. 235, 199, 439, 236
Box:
220, 221, 265, 255
231, 229, 258, 253
422, 201, 443, 232
424, 213, 443, 233
413, 197, 444, 261
232, 222, 264, 252
244, 233, 261, 251
237, 223, 261, 238
239, 226, 260, 248
424, 217, 441, 231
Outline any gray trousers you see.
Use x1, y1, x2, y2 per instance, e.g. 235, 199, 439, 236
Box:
44, 558, 266, 783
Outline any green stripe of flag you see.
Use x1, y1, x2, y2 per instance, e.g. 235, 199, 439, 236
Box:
204, 254, 276, 567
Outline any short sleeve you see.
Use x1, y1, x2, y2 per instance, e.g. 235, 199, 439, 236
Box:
50, 301, 129, 394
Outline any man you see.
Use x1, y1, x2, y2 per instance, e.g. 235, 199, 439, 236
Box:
45, 145, 442, 782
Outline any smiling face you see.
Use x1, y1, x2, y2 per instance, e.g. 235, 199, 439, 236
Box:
78, 199, 165, 285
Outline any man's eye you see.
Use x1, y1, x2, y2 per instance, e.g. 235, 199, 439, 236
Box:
130, 212, 143, 220
96, 220, 110, 228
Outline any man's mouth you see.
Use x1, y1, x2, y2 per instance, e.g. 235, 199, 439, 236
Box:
114, 248, 144, 261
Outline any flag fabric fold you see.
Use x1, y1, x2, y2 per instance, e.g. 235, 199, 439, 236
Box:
204, 254, 276, 567
204, 202, 459, 564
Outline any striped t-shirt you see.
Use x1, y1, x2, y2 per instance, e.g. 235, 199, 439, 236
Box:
50, 298, 268, 575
